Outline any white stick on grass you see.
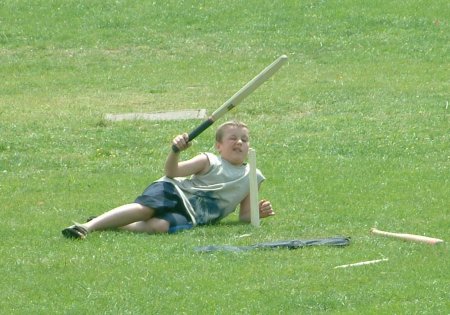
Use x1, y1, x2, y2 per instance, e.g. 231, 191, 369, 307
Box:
248, 148, 260, 227
334, 258, 389, 269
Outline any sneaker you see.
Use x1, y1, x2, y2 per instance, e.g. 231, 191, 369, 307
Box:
62, 223, 88, 239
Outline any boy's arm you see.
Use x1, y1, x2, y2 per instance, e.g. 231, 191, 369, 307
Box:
164, 133, 210, 178
239, 195, 275, 223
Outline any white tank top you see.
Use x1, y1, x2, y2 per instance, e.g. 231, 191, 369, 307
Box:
159, 152, 265, 225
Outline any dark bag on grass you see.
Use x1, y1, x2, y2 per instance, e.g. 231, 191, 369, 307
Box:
195, 236, 350, 253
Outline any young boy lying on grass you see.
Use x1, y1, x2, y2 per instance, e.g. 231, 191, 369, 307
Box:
62, 120, 275, 239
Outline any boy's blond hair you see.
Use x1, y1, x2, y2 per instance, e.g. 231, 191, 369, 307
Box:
215, 121, 248, 142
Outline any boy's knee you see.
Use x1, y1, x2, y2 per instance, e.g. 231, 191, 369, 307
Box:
150, 219, 170, 233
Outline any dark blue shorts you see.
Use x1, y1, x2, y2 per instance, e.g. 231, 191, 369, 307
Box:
134, 181, 193, 233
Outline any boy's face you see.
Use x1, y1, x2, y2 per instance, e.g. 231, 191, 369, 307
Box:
215, 126, 250, 165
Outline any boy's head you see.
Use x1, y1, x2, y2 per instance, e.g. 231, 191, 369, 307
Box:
215, 120, 250, 165
215, 120, 248, 142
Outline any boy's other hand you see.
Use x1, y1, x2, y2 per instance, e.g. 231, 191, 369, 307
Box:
259, 199, 275, 218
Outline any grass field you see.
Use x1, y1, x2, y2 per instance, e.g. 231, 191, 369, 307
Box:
1, 0, 449, 314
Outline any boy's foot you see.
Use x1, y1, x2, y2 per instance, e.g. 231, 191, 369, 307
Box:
62, 224, 88, 239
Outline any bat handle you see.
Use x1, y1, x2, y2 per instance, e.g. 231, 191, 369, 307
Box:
171, 144, 181, 153
171, 119, 215, 153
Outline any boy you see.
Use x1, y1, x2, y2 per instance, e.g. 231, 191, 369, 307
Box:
62, 120, 275, 239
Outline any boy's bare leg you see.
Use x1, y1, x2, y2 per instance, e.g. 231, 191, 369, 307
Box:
120, 218, 170, 234
83, 203, 155, 232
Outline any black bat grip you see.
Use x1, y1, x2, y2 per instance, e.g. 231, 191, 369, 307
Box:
171, 119, 215, 153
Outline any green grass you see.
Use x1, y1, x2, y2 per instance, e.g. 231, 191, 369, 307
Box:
1, 0, 449, 313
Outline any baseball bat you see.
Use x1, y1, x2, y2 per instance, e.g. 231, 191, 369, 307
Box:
370, 228, 444, 245
172, 54, 288, 152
